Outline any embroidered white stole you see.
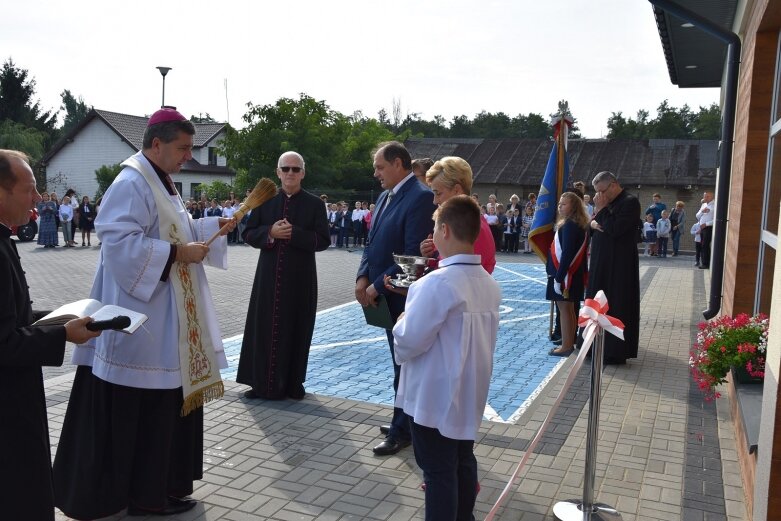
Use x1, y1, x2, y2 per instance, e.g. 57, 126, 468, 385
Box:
122, 156, 224, 415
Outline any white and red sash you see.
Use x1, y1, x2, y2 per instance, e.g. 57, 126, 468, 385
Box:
549, 226, 589, 298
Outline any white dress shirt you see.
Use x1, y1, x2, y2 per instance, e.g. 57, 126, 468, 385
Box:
393, 254, 501, 441
696, 200, 715, 227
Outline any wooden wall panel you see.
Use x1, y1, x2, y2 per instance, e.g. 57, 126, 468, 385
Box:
724, 28, 776, 315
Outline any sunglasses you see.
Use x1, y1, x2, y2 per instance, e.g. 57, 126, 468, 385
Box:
279, 166, 302, 173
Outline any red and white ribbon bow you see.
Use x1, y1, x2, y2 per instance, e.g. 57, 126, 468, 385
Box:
578, 290, 625, 352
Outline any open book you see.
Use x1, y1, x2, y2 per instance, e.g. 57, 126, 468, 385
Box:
33, 298, 147, 334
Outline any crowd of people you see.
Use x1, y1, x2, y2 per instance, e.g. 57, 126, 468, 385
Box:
325, 200, 372, 248
29, 188, 260, 250
474, 192, 539, 254
31, 189, 97, 248
640, 191, 714, 269
2, 115, 719, 519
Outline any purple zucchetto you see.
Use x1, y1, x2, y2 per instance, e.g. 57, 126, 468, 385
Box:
147, 107, 187, 127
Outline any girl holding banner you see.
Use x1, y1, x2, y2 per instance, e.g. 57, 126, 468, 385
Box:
546, 192, 590, 356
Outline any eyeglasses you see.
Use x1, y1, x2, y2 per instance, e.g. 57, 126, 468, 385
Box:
279, 166, 302, 173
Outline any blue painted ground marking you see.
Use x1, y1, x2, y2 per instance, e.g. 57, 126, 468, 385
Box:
220, 262, 566, 423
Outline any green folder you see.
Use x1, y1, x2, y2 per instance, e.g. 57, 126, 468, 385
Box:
362, 294, 395, 329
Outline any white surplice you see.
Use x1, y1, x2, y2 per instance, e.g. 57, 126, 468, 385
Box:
393, 254, 501, 441
72, 152, 228, 389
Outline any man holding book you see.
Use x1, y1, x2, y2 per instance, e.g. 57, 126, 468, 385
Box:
0, 149, 100, 521
53, 108, 236, 518
355, 141, 436, 456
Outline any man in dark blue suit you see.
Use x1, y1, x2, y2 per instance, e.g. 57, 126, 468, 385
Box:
355, 141, 436, 456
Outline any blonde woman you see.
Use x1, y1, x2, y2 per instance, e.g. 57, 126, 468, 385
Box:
420, 156, 496, 273
547, 192, 590, 356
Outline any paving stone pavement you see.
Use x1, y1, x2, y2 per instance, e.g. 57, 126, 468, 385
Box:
13, 239, 747, 520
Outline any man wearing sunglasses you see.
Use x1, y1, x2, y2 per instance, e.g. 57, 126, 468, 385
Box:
237, 151, 330, 401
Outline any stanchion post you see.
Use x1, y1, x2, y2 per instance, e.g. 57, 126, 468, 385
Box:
552, 328, 623, 521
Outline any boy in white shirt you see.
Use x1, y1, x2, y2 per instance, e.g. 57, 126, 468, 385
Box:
393, 195, 501, 520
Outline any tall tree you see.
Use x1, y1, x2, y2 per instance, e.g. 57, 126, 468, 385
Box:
606, 101, 720, 140
396, 113, 449, 138
94, 163, 122, 199
341, 114, 395, 191
649, 100, 693, 139
0, 58, 57, 135
471, 111, 513, 138
449, 114, 474, 138
0, 119, 47, 159
222, 94, 351, 189
59, 89, 89, 136
513, 113, 550, 138
691, 103, 721, 139
606, 109, 650, 139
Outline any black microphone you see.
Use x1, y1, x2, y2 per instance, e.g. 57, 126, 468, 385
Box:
86, 316, 131, 331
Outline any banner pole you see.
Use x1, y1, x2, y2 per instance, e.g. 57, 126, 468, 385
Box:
549, 301, 555, 338
552, 328, 623, 521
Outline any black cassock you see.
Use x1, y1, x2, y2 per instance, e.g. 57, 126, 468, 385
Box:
587, 189, 641, 362
237, 189, 330, 399
0, 226, 66, 521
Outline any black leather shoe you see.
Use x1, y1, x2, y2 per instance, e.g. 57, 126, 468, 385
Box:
243, 389, 260, 399
373, 437, 411, 456
548, 348, 574, 357
379, 425, 391, 435
127, 497, 197, 516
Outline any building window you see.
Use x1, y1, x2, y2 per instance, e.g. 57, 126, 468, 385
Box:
174, 181, 182, 196
208, 147, 217, 166
756, 29, 781, 314
191, 182, 201, 199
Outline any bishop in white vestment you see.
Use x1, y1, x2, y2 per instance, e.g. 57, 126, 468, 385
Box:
54, 109, 232, 519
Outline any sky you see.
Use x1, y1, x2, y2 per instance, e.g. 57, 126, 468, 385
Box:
2, 0, 721, 139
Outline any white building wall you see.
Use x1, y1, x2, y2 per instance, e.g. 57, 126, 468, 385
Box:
196, 131, 228, 167
45, 119, 136, 199
176, 172, 235, 199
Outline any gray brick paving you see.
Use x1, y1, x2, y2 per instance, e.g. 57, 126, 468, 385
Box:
10, 239, 746, 520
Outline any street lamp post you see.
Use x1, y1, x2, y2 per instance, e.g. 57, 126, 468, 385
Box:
156, 66, 172, 107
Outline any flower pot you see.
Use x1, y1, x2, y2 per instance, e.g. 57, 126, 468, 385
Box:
732, 366, 764, 385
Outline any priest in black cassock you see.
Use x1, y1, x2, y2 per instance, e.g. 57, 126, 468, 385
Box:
587, 171, 641, 364
238, 151, 330, 400
0, 149, 99, 521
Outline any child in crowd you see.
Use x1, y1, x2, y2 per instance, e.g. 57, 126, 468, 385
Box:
512, 209, 522, 252
521, 206, 534, 253
643, 214, 657, 256
691, 222, 703, 267
337, 202, 351, 248
656, 210, 671, 258
393, 195, 501, 521
485, 203, 501, 252
327, 203, 339, 247
59, 195, 75, 247
503, 209, 515, 252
